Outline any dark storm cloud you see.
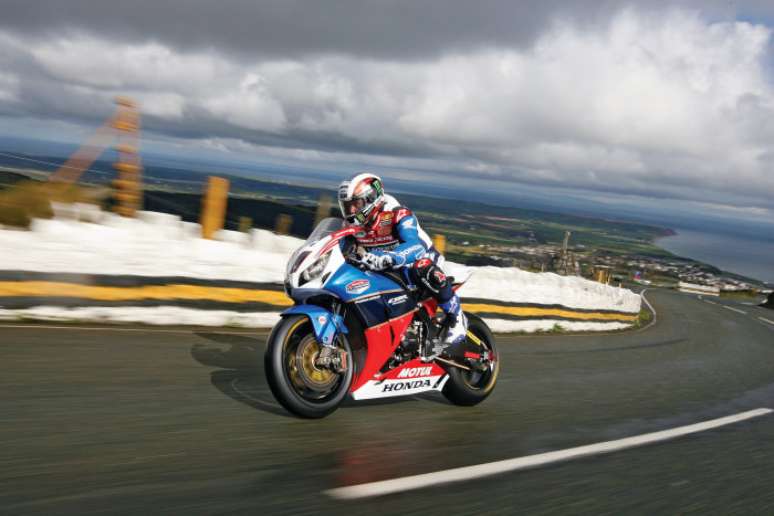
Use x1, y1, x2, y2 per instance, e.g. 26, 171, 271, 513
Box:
0, 0, 559, 59
0, 0, 751, 60
1, 1, 774, 218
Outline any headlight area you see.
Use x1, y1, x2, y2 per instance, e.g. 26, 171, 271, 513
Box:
288, 250, 311, 275
300, 252, 331, 285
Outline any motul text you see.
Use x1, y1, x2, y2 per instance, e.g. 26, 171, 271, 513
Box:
397, 366, 433, 378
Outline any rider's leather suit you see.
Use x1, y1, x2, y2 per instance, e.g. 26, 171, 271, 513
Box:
346, 195, 465, 340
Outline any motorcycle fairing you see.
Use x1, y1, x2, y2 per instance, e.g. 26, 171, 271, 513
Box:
351, 358, 449, 400
280, 304, 347, 346
325, 263, 405, 303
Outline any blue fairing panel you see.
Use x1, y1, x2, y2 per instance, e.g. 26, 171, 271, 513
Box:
326, 262, 403, 302
281, 305, 348, 346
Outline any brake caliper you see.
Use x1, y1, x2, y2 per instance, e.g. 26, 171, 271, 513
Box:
315, 346, 348, 373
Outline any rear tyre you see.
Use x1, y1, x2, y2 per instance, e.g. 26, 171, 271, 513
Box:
265, 315, 353, 418
442, 313, 499, 406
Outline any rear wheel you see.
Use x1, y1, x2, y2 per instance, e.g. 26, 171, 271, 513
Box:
264, 315, 352, 418
442, 313, 499, 406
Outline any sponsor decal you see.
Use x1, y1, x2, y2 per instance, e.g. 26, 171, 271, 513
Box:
346, 279, 371, 295
360, 235, 396, 245
397, 244, 424, 259
317, 315, 327, 325
387, 294, 409, 306
397, 366, 433, 378
351, 375, 449, 400
433, 270, 447, 282
354, 294, 380, 303
382, 379, 432, 392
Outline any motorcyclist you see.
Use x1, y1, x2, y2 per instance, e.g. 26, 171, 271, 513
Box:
337, 172, 467, 348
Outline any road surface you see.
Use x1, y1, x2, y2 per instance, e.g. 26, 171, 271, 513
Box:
2, 289, 774, 514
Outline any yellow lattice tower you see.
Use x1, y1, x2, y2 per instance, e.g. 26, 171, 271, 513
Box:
47, 96, 143, 217
111, 97, 143, 217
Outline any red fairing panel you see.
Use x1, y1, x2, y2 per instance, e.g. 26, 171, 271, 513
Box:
349, 311, 415, 392
388, 310, 415, 347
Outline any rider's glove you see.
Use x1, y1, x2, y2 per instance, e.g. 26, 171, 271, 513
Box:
361, 252, 393, 271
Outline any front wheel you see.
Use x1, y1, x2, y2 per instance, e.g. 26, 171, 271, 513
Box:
264, 315, 353, 418
442, 313, 499, 406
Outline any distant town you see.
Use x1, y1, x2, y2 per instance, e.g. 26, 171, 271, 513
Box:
449, 238, 769, 295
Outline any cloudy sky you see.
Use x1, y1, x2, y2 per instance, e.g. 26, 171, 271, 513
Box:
1, 1, 774, 228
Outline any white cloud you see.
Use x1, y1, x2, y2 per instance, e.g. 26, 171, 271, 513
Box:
202, 72, 286, 131
0, 72, 18, 103
29, 36, 223, 91
1, 8, 773, 213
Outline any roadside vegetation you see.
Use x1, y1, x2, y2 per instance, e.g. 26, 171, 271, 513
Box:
636, 307, 654, 328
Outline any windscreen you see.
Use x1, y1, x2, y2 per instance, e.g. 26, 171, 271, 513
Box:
286, 217, 344, 279
305, 217, 343, 244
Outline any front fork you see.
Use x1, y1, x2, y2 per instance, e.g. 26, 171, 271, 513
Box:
280, 303, 349, 371
280, 303, 348, 346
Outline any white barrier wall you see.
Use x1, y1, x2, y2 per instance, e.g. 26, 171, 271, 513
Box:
678, 281, 720, 296
0, 210, 642, 331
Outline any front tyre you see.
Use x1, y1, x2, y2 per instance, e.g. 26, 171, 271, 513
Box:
265, 315, 353, 418
442, 313, 499, 406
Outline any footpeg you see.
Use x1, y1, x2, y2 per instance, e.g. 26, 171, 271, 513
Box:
420, 338, 450, 362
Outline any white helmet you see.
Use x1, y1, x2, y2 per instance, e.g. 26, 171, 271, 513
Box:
338, 173, 385, 225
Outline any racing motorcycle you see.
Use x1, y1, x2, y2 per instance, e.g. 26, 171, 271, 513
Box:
264, 217, 499, 418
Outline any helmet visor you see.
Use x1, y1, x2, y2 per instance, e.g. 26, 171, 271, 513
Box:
339, 178, 382, 224
342, 198, 366, 216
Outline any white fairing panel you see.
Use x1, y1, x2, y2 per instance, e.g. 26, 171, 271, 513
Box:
351, 375, 449, 400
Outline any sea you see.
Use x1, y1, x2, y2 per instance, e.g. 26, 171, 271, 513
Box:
656, 228, 774, 285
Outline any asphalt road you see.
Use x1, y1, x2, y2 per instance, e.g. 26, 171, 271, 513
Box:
2, 289, 774, 515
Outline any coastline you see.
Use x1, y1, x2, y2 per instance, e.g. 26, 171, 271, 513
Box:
655, 229, 771, 285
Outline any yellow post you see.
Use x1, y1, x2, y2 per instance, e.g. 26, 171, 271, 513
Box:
433, 234, 447, 254
594, 266, 610, 284
314, 194, 332, 226
238, 216, 252, 233
275, 214, 292, 235
201, 176, 230, 239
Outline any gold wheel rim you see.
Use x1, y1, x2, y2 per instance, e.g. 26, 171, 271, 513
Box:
287, 334, 337, 391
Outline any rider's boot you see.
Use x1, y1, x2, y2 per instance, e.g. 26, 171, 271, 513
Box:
434, 295, 467, 354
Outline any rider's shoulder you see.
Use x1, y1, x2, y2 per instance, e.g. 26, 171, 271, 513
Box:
382, 194, 401, 210
383, 195, 414, 223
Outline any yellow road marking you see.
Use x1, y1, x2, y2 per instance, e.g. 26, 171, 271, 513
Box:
0, 281, 637, 322
0, 281, 293, 306
462, 303, 638, 322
